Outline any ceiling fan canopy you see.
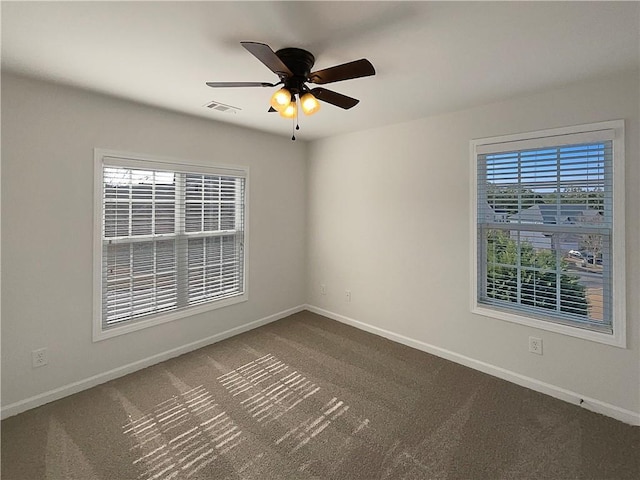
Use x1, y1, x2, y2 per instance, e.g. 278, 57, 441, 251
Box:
206, 41, 376, 114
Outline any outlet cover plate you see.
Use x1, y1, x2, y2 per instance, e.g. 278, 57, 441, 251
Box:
529, 337, 543, 355
32, 348, 49, 367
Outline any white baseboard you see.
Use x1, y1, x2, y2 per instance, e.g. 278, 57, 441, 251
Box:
1, 305, 306, 420
305, 304, 640, 426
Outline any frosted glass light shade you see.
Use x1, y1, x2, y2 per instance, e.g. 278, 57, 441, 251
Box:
279, 100, 297, 118
300, 93, 320, 115
270, 88, 291, 112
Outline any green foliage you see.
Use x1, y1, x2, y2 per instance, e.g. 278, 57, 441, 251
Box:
486, 231, 588, 317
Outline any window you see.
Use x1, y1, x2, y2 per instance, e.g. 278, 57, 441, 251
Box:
94, 150, 248, 340
471, 121, 625, 346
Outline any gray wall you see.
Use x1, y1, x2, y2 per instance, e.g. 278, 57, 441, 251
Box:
306, 72, 640, 418
1, 73, 308, 407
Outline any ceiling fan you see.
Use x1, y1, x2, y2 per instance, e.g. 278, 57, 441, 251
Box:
206, 42, 375, 138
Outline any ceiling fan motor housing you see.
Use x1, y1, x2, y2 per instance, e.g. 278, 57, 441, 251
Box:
275, 48, 315, 94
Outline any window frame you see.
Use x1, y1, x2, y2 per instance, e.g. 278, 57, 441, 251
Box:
470, 120, 626, 347
93, 149, 249, 341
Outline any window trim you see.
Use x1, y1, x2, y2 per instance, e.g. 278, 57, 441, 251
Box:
93, 149, 249, 342
470, 120, 626, 347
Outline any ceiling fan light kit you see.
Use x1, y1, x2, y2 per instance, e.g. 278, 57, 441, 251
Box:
207, 41, 375, 140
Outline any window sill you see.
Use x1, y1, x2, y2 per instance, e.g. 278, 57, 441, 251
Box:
472, 303, 626, 348
93, 293, 248, 342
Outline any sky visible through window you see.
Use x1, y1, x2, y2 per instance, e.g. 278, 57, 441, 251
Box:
485, 143, 606, 195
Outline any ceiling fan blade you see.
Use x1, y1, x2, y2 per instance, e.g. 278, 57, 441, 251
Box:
268, 107, 277, 113
241, 42, 293, 79
206, 81, 276, 88
309, 87, 360, 110
308, 59, 375, 85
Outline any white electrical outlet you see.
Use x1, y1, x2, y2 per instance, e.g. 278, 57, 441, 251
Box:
345, 290, 352, 302
32, 348, 49, 367
528, 337, 543, 355
320, 284, 327, 295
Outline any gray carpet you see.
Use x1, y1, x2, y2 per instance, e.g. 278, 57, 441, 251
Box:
2, 311, 639, 479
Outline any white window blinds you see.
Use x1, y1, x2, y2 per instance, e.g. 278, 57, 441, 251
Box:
477, 137, 613, 332
98, 154, 246, 332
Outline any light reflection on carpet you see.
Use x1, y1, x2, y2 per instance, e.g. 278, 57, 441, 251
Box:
218, 354, 362, 457
125, 354, 370, 478
218, 354, 322, 425
123, 385, 244, 479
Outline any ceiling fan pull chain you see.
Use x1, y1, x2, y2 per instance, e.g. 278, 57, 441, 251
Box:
291, 97, 300, 141
291, 114, 296, 141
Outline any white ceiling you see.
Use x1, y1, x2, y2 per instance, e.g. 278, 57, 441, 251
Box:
2, 1, 639, 141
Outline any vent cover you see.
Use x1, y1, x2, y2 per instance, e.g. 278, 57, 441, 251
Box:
204, 100, 241, 114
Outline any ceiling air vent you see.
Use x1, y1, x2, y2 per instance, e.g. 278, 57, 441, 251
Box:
204, 100, 241, 114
